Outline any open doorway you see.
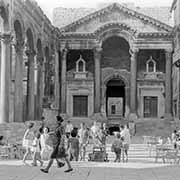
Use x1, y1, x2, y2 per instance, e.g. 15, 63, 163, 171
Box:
106, 78, 125, 117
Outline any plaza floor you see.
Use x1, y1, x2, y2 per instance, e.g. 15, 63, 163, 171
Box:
0, 160, 179, 180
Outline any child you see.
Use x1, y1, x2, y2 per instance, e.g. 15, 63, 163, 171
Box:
68, 129, 79, 161
111, 133, 123, 162
31, 132, 43, 166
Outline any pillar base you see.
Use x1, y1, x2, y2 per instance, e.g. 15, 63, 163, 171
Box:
127, 113, 138, 122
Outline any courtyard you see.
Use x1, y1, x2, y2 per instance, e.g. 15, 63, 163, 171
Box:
0, 160, 179, 180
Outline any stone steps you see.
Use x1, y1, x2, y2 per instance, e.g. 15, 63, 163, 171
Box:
85, 144, 157, 162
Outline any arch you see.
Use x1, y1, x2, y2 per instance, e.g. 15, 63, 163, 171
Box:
14, 20, 23, 42
0, 3, 9, 31
104, 74, 129, 88
13, 11, 25, 36
94, 23, 136, 48
26, 28, 34, 50
102, 68, 130, 87
37, 38, 43, 56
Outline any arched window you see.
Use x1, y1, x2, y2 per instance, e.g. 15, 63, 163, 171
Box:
146, 56, 156, 73
76, 55, 86, 72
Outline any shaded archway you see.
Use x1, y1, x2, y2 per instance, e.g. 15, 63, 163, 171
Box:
13, 19, 24, 122
35, 39, 44, 120
25, 28, 35, 121
101, 36, 131, 71
106, 78, 126, 117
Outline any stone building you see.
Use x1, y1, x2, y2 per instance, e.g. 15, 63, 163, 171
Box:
56, 3, 173, 127
0, 0, 177, 132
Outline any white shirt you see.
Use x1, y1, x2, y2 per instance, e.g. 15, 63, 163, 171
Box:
120, 128, 131, 145
65, 123, 73, 133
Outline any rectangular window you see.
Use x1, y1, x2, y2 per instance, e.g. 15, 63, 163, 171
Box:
144, 96, 158, 118
73, 96, 88, 117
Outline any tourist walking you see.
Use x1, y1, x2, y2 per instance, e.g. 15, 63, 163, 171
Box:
68, 129, 79, 161
78, 123, 89, 161
120, 125, 131, 162
22, 122, 34, 164
31, 132, 43, 166
40, 116, 73, 173
111, 133, 123, 162
91, 121, 99, 146
40, 127, 52, 160
65, 121, 73, 138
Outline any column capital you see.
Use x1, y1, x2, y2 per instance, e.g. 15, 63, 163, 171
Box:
129, 48, 139, 56
0, 33, 13, 44
93, 46, 102, 53
25, 49, 36, 57
165, 48, 173, 54
36, 55, 44, 66
60, 47, 68, 53
14, 39, 24, 53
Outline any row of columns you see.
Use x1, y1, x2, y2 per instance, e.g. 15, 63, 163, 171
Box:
60, 47, 173, 120
0, 33, 52, 123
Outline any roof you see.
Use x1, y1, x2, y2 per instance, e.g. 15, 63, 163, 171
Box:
53, 3, 173, 29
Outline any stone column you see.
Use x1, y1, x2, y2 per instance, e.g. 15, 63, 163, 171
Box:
25, 49, 36, 121
94, 47, 102, 113
129, 48, 139, 120
14, 39, 24, 122
165, 49, 173, 120
0, 34, 12, 123
125, 86, 130, 118
36, 55, 44, 120
60, 48, 67, 114
54, 50, 60, 109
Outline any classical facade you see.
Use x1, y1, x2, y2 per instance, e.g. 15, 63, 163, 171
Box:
0, 0, 176, 127
58, 3, 173, 124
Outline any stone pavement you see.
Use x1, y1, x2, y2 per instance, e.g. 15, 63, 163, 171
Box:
0, 160, 180, 180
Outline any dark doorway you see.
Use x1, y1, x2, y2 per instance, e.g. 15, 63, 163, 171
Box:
73, 96, 88, 117
144, 96, 158, 117
106, 78, 125, 117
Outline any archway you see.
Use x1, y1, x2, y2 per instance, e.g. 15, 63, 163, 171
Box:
101, 36, 130, 71
106, 78, 126, 118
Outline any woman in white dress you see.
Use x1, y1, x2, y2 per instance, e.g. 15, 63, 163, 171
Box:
22, 122, 34, 164
40, 127, 52, 160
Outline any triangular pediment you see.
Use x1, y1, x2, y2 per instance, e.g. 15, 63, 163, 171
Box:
60, 3, 172, 35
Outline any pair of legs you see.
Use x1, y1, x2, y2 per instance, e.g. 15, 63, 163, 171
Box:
22, 147, 32, 164
70, 149, 79, 161
114, 149, 121, 162
79, 144, 86, 161
124, 144, 129, 162
41, 157, 72, 173
32, 151, 43, 166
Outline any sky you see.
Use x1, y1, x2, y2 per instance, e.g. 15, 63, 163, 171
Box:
36, 0, 174, 21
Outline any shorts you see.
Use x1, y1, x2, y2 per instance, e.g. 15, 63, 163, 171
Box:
123, 144, 129, 150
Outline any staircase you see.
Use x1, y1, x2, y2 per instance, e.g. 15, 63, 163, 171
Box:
86, 143, 157, 163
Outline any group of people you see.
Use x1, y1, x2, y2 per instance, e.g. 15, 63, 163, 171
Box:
22, 116, 73, 173
21, 116, 131, 173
